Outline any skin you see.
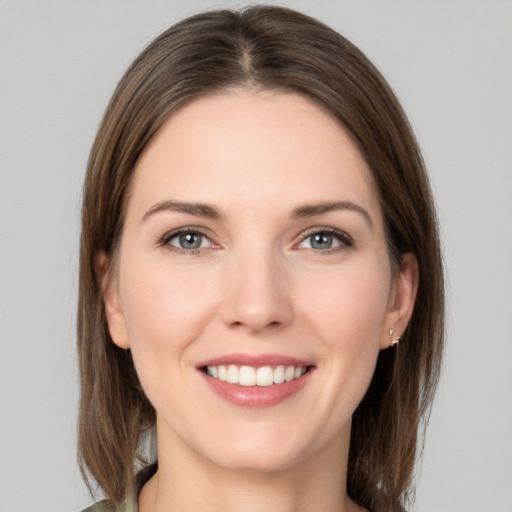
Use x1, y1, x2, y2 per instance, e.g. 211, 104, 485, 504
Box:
102, 90, 418, 512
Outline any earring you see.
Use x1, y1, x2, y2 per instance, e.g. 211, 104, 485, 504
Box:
389, 329, 401, 347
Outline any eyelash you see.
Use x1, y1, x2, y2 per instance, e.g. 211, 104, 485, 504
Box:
159, 228, 215, 254
296, 227, 354, 254
158, 227, 354, 254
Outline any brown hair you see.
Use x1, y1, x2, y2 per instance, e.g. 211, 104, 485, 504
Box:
78, 6, 444, 511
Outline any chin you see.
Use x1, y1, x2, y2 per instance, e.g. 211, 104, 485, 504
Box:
195, 425, 323, 474
208, 447, 303, 474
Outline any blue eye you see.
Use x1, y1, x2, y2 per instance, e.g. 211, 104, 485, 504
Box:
298, 229, 352, 251
165, 231, 212, 250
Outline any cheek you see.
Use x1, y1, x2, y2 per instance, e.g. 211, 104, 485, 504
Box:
116, 261, 218, 416
300, 264, 390, 345
299, 264, 390, 396
118, 256, 222, 373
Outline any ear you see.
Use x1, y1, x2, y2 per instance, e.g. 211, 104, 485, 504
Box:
380, 252, 419, 349
96, 252, 130, 349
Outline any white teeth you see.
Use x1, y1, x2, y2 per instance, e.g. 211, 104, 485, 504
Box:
239, 366, 256, 386
256, 366, 274, 386
205, 364, 308, 386
227, 365, 238, 384
273, 365, 285, 384
284, 366, 295, 382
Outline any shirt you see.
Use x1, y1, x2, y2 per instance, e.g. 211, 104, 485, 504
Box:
81, 495, 137, 512
80, 463, 157, 512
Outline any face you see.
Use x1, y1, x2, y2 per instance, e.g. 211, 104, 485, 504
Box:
103, 90, 417, 473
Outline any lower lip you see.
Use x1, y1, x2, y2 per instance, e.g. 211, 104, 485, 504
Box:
200, 370, 313, 408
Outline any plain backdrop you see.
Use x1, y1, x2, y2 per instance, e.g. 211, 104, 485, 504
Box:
1, 1, 511, 511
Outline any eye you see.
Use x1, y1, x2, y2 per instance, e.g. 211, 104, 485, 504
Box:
297, 229, 353, 251
163, 230, 213, 251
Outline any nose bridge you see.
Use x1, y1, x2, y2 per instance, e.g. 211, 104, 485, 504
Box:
223, 240, 292, 332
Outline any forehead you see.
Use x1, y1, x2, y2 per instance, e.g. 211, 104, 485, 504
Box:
129, 90, 380, 220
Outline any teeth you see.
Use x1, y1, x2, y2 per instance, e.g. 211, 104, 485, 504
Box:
239, 366, 256, 386
273, 365, 285, 384
256, 366, 273, 386
284, 366, 295, 382
227, 365, 238, 384
205, 364, 307, 386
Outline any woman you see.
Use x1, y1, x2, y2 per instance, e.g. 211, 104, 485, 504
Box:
78, 5, 444, 512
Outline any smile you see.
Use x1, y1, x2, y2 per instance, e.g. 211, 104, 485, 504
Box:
205, 365, 308, 386
197, 354, 315, 408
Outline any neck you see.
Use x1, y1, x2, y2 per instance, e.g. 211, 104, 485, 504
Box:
139, 419, 363, 512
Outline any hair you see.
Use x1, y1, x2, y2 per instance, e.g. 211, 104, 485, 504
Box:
77, 5, 444, 511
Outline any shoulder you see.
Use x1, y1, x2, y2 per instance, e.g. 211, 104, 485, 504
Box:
80, 463, 154, 512
81, 500, 116, 512
81, 496, 137, 512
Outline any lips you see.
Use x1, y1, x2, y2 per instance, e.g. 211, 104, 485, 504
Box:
197, 353, 315, 408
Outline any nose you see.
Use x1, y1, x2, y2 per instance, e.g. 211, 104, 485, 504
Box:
221, 249, 293, 334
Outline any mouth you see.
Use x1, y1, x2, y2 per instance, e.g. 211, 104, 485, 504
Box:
196, 354, 315, 408
200, 364, 312, 386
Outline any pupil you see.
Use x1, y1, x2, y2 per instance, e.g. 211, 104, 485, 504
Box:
180, 233, 201, 249
312, 233, 332, 249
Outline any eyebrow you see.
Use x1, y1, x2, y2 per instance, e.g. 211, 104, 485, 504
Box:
292, 201, 374, 230
142, 199, 373, 230
142, 200, 224, 221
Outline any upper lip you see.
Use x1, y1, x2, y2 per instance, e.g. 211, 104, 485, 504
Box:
196, 353, 314, 368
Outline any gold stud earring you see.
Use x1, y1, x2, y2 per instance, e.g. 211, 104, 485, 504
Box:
389, 329, 401, 347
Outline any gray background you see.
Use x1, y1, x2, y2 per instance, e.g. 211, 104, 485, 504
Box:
1, 1, 511, 511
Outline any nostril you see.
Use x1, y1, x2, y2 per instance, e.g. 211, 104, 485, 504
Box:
229, 319, 282, 331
